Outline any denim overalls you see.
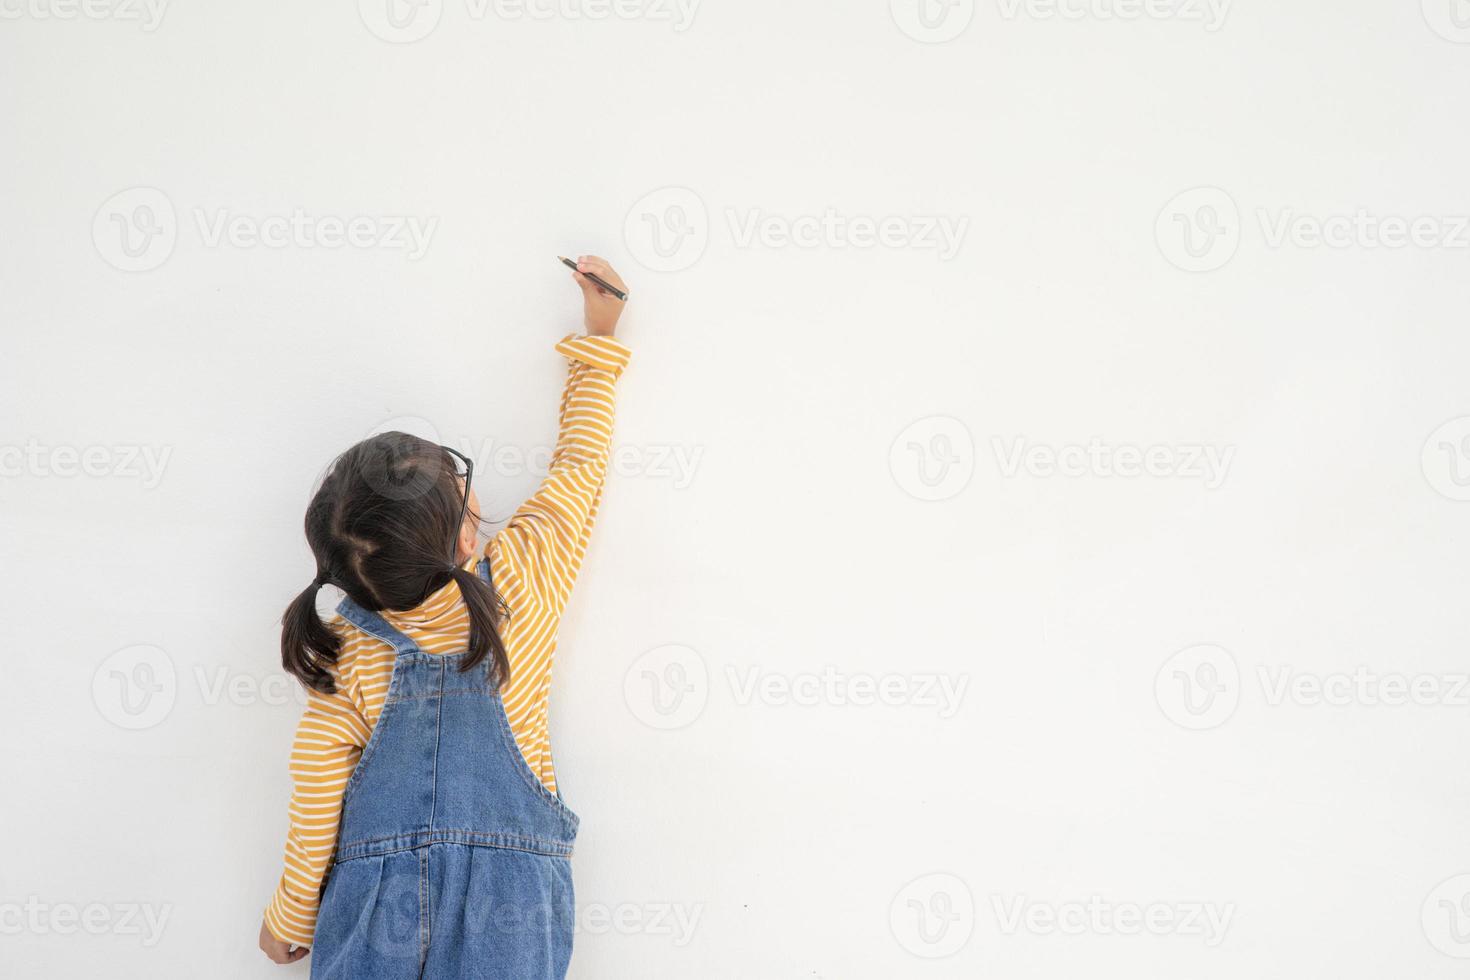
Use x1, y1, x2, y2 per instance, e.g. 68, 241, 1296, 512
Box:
310, 561, 580, 979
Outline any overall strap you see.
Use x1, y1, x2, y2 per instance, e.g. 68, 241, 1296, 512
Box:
335, 594, 424, 655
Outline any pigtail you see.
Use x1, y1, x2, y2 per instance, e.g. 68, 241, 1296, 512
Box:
282, 580, 341, 694
450, 565, 512, 687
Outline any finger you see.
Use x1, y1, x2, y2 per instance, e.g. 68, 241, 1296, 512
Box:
287, 947, 310, 962
577, 260, 624, 290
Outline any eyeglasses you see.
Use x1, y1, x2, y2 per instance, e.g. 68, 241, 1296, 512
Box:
443, 445, 474, 565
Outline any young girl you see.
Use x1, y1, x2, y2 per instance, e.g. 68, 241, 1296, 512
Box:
258, 257, 630, 978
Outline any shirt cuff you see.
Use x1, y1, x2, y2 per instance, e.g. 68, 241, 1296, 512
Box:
556, 333, 631, 379
264, 889, 317, 947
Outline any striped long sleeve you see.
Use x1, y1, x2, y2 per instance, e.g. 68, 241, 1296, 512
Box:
488, 333, 631, 792
263, 333, 629, 947
263, 681, 370, 946
491, 333, 631, 621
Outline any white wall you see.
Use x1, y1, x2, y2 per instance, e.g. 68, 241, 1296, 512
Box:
4, 0, 1470, 976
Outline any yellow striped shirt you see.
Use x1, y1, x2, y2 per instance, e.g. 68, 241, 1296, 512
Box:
264, 333, 630, 946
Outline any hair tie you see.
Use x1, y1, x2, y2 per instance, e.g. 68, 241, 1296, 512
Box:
313, 573, 329, 588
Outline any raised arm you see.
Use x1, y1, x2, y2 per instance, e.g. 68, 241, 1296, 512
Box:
490, 257, 631, 622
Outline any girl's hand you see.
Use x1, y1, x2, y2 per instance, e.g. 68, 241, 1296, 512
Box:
259, 919, 309, 964
571, 255, 628, 338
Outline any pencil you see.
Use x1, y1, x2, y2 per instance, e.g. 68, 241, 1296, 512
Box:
558, 256, 628, 302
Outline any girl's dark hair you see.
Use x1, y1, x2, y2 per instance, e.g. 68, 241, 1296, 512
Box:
281, 432, 510, 694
